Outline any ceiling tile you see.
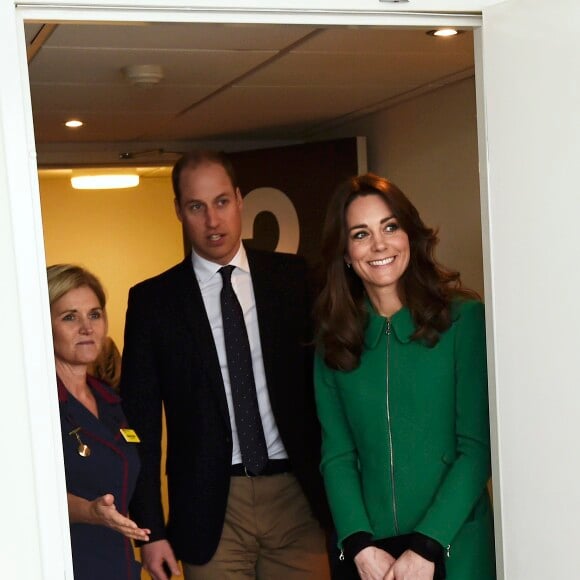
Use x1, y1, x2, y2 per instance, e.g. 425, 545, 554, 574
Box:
26, 21, 475, 160
44, 22, 318, 51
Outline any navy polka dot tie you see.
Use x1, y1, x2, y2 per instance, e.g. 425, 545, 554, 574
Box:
219, 265, 268, 475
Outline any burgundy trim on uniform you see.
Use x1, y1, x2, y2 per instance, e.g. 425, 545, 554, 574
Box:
57, 374, 135, 577
56, 375, 121, 404
79, 423, 134, 578
56, 376, 69, 402
87, 374, 122, 404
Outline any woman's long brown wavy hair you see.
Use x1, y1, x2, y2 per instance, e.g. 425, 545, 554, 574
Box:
314, 173, 478, 371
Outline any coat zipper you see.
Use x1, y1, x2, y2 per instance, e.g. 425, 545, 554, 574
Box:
385, 319, 399, 535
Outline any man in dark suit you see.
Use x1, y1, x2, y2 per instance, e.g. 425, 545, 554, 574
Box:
121, 150, 331, 579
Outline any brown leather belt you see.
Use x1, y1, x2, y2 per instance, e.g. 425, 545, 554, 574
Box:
230, 459, 291, 477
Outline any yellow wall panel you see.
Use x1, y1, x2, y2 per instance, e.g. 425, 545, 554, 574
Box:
39, 174, 183, 349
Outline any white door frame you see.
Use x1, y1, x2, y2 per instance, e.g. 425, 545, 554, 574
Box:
2, 2, 503, 578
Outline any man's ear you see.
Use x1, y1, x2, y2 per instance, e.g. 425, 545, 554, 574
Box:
174, 197, 183, 222
235, 187, 243, 208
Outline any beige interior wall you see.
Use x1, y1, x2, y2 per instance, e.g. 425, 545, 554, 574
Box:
318, 78, 483, 296
40, 174, 183, 348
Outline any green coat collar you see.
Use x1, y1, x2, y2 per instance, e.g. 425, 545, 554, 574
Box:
364, 299, 415, 348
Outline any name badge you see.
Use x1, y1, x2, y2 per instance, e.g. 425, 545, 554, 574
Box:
120, 428, 140, 443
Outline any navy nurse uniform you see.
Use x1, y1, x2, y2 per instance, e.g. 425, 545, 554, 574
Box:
58, 376, 141, 580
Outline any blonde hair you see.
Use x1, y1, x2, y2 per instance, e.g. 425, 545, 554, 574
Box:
47, 264, 107, 309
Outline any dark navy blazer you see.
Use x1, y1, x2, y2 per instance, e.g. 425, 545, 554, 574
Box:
121, 248, 331, 565
58, 375, 141, 580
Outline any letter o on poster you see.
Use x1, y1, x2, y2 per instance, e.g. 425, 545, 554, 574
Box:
242, 187, 300, 254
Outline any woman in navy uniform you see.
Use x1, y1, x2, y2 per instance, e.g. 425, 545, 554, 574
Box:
48, 264, 149, 580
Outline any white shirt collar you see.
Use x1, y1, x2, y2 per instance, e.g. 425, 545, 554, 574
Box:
191, 243, 249, 285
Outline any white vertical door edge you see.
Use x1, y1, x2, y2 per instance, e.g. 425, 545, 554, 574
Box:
477, 0, 580, 578
1, 4, 73, 579
474, 23, 504, 580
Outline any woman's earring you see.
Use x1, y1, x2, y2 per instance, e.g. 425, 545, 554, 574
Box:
346, 263, 351, 269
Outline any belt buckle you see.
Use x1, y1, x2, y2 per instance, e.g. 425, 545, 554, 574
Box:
244, 466, 255, 478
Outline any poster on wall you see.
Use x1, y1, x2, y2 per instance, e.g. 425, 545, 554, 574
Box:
229, 137, 366, 269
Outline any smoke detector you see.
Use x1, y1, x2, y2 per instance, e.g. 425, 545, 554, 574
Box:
123, 64, 164, 88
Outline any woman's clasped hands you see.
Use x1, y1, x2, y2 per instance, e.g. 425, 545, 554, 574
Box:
355, 547, 435, 580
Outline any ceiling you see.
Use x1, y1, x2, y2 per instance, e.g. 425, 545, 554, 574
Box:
26, 21, 474, 168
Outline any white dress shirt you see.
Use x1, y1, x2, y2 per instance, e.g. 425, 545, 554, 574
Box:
191, 245, 287, 465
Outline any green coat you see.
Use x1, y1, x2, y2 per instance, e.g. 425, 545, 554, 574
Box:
315, 300, 495, 579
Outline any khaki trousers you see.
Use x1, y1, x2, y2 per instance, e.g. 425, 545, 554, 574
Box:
183, 473, 330, 580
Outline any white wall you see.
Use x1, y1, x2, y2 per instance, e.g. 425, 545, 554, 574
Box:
318, 78, 483, 296
477, 1, 580, 577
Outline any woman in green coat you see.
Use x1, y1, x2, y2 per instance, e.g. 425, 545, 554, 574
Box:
314, 174, 495, 580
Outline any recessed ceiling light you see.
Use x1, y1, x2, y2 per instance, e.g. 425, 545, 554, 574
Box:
427, 28, 461, 38
65, 119, 83, 128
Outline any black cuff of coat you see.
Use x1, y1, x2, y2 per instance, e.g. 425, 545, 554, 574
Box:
134, 528, 165, 547
407, 532, 444, 563
342, 532, 374, 560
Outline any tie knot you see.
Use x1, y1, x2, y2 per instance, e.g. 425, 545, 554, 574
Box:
219, 265, 235, 284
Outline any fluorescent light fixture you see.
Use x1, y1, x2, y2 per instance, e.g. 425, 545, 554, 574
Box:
71, 173, 140, 190
427, 28, 460, 37
65, 119, 83, 128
